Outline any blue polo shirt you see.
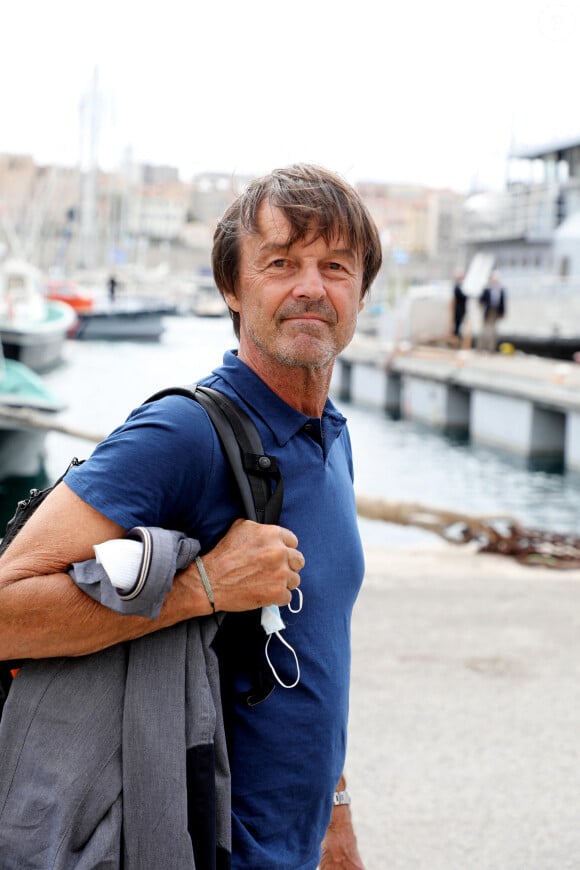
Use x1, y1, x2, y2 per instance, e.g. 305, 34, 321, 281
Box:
65, 351, 365, 870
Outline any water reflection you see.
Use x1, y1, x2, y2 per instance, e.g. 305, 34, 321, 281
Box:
342, 405, 580, 536
0, 315, 578, 550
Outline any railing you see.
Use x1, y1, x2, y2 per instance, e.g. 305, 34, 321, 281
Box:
502, 274, 580, 298
462, 181, 580, 244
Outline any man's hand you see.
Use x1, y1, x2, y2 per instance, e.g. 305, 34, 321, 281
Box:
193, 519, 304, 612
320, 804, 365, 869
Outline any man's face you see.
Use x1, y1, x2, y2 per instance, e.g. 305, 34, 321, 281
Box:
225, 202, 365, 370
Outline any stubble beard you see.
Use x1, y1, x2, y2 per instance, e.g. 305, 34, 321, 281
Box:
246, 317, 355, 371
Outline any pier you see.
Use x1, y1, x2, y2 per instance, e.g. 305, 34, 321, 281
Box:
349, 542, 580, 868
334, 339, 580, 472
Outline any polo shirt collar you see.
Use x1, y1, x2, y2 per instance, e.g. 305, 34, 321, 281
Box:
213, 350, 347, 450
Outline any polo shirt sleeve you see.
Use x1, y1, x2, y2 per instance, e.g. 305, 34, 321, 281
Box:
64, 396, 218, 532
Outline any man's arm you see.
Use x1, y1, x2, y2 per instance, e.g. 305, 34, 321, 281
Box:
320, 773, 365, 869
0, 481, 303, 660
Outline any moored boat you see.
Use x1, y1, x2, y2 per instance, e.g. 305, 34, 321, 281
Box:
0, 346, 65, 480
0, 259, 76, 371
45, 278, 94, 313
190, 269, 228, 318
68, 296, 179, 341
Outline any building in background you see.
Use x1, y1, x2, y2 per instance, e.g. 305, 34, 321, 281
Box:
0, 154, 465, 293
355, 180, 465, 304
188, 171, 254, 225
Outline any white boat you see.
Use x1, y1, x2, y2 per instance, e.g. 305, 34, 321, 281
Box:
0, 259, 76, 372
360, 283, 455, 348
362, 257, 580, 361
0, 346, 65, 480
190, 270, 228, 318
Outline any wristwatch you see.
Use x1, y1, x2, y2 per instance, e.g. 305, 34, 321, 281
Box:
333, 789, 351, 806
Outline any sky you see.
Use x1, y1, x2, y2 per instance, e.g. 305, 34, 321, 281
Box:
1, 0, 578, 194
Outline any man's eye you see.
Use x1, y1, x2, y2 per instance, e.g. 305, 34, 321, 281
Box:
271, 259, 287, 268
328, 262, 344, 271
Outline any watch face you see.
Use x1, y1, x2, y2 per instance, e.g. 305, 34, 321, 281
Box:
334, 790, 351, 806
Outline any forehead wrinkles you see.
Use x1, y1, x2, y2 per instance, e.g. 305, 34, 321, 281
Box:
246, 204, 352, 261
242, 194, 359, 253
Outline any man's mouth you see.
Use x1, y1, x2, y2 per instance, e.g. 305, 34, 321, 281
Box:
279, 307, 336, 326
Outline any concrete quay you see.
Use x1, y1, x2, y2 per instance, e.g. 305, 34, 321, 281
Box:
347, 542, 580, 870
334, 340, 580, 472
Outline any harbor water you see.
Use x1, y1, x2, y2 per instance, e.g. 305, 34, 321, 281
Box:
3, 313, 580, 547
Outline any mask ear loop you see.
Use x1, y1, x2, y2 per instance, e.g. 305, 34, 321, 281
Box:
288, 587, 303, 614
263, 587, 304, 689
265, 632, 300, 689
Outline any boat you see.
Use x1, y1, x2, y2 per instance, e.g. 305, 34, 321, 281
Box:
0, 259, 76, 372
357, 283, 457, 348
45, 274, 179, 341
190, 269, 228, 318
361, 252, 580, 361
45, 278, 95, 313
0, 345, 65, 480
457, 136, 580, 360
68, 296, 179, 341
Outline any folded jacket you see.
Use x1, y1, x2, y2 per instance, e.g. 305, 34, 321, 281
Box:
0, 527, 231, 869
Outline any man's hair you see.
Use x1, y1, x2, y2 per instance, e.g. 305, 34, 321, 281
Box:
212, 163, 383, 338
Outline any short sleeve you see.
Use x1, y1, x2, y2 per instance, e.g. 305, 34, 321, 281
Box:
64, 396, 218, 532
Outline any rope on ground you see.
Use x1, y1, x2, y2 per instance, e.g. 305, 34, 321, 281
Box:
356, 495, 580, 570
0, 407, 105, 442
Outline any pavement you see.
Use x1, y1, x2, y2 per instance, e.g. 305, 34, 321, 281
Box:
347, 542, 580, 870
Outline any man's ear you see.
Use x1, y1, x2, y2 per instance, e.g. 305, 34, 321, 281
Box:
223, 288, 240, 312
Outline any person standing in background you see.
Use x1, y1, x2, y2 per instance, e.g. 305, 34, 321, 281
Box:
477, 272, 507, 352
452, 269, 468, 340
108, 274, 118, 302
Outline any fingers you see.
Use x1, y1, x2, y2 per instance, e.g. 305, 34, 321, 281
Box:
228, 520, 304, 575
280, 527, 299, 549
284, 572, 301, 598
272, 529, 304, 590
200, 520, 306, 613
288, 547, 304, 573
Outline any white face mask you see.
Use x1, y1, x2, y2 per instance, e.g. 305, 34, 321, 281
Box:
260, 588, 303, 689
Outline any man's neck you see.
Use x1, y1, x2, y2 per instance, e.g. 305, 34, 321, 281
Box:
238, 348, 332, 417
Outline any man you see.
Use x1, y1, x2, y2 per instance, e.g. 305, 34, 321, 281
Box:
452, 269, 467, 340
477, 271, 507, 352
108, 273, 118, 302
0, 164, 382, 868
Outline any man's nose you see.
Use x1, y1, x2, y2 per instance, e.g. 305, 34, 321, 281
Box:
292, 264, 326, 299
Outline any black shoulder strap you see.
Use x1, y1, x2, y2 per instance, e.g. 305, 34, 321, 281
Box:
147, 384, 283, 707
145, 384, 283, 525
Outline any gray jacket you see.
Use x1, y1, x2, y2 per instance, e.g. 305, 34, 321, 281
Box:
0, 528, 231, 869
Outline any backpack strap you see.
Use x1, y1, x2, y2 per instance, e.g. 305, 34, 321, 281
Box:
144, 385, 283, 525
146, 383, 283, 707
0, 661, 15, 717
